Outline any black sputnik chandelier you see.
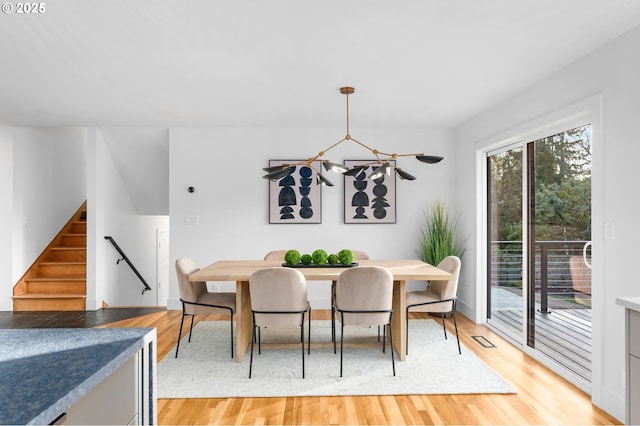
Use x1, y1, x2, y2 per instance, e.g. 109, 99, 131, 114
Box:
262, 86, 444, 186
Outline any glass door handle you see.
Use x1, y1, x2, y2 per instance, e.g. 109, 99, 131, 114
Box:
583, 241, 592, 269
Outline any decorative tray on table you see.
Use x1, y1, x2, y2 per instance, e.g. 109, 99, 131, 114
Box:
282, 263, 358, 268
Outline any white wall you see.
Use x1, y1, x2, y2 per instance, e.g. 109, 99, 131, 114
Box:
0, 127, 14, 310
169, 127, 455, 310
87, 129, 169, 308
10, 127, 87, 281
0, 126, 86, 310
0, 126, 167, 311
454, 23, 640, 422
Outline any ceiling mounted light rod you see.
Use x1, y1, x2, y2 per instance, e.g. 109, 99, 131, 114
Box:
262, 86, 444, 185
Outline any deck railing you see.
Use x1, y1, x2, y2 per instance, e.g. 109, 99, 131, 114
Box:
490, 240, 591, 310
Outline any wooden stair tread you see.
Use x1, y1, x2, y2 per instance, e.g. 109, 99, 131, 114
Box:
26, 276, 86, 281
13, 293, 86, 299
13, 201, 88, 311
50, 247, 85, 251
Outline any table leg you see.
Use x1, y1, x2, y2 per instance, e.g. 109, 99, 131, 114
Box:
235, 280, 252, 363
392, 279, 407, 361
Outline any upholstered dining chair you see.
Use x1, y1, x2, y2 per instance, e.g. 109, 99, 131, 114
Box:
174, 257, 236, 358
405, 255, 462, 355
248, 267, 311, 378
263, 250, 289, 261
331, 250, 370, 344
333, 266, 395, 377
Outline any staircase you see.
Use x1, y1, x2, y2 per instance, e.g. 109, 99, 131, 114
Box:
13, 202, 87, 311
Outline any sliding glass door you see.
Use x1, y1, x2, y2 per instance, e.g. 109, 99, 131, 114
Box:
487, 146, 523, 343
487, 125, 592, 383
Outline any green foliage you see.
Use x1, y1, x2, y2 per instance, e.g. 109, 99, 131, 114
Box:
284, 249, 301, 265
490, 124, 592, 242
417, 201, 466, 266
327, 254, 339, 265
301, 254, 312, 265
312, 249, 328, 265
337, 249, 354, 265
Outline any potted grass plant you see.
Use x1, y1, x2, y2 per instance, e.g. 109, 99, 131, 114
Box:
417, 200, 466, 319
417, 200, 466, 266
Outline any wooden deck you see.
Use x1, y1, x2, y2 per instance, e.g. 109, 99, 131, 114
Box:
490, 288, 592, 382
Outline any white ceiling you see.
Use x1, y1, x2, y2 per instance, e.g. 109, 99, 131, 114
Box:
2, 0, 640, 129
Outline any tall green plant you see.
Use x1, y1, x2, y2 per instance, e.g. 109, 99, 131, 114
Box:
417, 200, 466, 266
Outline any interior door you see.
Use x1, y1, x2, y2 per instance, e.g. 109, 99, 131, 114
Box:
156, 228, 170, 307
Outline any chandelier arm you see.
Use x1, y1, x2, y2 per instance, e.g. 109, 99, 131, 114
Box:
375, 151, 426, 158
320, 137, 348, 156
348, 137, 380, 157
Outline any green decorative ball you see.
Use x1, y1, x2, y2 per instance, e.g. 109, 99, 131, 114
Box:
301, 254, 313, 265
327, 254, 339, 265
312, 249, 328, 265
284, 249, 301, 265
338, 249, 354, 265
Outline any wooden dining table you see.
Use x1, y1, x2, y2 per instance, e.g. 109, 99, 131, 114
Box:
189, 259, 452, 362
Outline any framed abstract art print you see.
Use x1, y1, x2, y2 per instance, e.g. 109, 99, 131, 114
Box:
268, 160, 322, 224
343, 160, 396, 224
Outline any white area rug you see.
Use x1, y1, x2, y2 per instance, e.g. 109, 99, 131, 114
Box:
157, 320, 516, 398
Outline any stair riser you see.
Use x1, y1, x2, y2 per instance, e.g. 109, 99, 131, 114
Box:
38, 264, 86, 276
45, 249, 86, 262
70, 222, 86, 234
60, 235, 86, 247
26, 281, 86, 294
13, 298, 85, 311
12, 203, 88, 312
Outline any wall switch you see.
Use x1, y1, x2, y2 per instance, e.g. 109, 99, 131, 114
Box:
605, 222, 615, 240
184, 215, 199, 225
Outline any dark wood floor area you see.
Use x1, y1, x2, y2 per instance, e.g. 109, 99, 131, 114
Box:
0, 307, 166, 329
492, 307, 592, 381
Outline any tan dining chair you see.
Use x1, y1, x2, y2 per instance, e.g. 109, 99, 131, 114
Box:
331, 250, 370, 344
333, 266, 395, 377
248, 267, 311, 378
405, 255, 462, 355
174, 257, 237, 358
263, 250, 289, 261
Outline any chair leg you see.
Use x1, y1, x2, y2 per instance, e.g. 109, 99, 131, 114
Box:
249, 323, 256, 378
307, 307, 311, 355
332, 307, 337, 354
388, 322, 396, 377
301, 314, 306, 379
229, 311, 234, 359
452, 302, 461, 355
382, 323, 386, 353
339, 321, 345, 377
405, 307, 410, 355
175, 312, 186, 358
331, 306, 335, 346
442, 316, 448, 340
188, 314, 195, 342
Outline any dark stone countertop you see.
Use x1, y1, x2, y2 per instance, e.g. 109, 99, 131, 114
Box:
0, 327, 155, 425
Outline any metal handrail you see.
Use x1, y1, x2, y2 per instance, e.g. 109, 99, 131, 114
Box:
490, 240, 591, 311
104, 236, 152, 294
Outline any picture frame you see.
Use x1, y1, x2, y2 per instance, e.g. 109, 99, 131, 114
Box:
268, 160, 322, 224
344, 160, 396, 224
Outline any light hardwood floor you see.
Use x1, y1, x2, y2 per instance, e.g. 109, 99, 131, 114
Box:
103, 310, 621, 425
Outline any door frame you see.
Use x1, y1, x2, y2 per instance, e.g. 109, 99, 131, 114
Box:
475, 94, 603, 395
